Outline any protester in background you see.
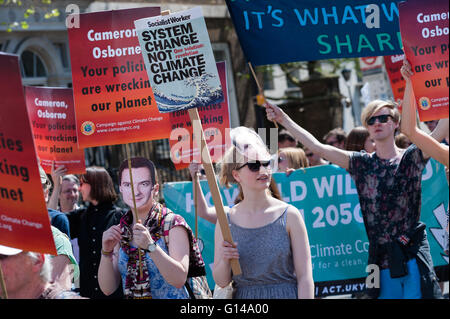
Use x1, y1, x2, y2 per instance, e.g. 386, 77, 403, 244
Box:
48, 163, 82, 266
304, 146, 329, 167
48, 162, 81, 213
395, 133, 412, 149
50, 226, 79, 290
99, 157, 208, 299
401, 59, 449, 291
323, 127, 347, 150
278, 129, 297, 149
266, 100, 445, 299
212, 134, 314, 299
0, 244, 85, 299
424, 120, 439, 133
278, 147, 309, 176
66, 166, 124, 299
345, 126, 376, 153
38, 164, 79, 291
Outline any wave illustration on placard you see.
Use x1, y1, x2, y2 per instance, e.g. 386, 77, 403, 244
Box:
154, 73, 223, 113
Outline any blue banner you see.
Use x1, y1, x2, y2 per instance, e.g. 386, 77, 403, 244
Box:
163, 159, 448, 297
225, 0, 404, 65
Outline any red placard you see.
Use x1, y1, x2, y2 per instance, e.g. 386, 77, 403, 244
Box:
67, 7, 172, 148
384, 54, 406, 103
400, 0, 449, 121
0, 53, 56, 255
169, 61, 231, 170
24, 87, 86, 174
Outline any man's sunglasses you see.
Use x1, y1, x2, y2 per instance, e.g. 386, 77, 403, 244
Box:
367, 114, 393, 126
237, 160, 271, 172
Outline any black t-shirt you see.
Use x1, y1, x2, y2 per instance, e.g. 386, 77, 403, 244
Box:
67, 201, 124, 299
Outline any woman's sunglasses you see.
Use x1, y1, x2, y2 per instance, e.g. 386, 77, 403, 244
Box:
237, 160, 271, 172
367, 114, 393, 126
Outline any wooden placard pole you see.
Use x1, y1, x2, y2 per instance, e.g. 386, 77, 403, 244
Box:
248, 62, 278, 129
193, 171, 199, 239
125, 144, 143, 279
0, 264, 8, 299
189, 108, 242, 276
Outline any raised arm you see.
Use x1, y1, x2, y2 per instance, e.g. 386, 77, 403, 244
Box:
265, 103, 352, 169
189, 162, 218, 224
400, 61, 449, 167
47, 162, 67, 210
98, 225, 122, 295
430, 117, 449, 144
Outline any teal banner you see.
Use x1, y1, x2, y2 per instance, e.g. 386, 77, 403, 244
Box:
163, 159, 449, 296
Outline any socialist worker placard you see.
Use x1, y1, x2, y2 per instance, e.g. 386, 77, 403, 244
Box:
135, 7, 224, 113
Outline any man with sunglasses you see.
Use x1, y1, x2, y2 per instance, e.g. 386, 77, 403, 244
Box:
266, 100, 445, 299
323, 127, 347, 150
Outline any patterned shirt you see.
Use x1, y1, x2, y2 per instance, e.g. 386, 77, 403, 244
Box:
118, 238, 189, 299
347, 145, 428, 268
118, 203, 206, 299
39, 284, 87, 299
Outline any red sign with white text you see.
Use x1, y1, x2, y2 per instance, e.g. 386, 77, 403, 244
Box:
0, 53, 56, 255
399, 0, 449, 121
67, 7, 172, 148
25, 87, 86, 175
384, 54, 406, 103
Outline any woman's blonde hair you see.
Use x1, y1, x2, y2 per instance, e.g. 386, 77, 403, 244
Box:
361, 100, 400, 129
278, 147, 309, 169
218, 146, 246, 189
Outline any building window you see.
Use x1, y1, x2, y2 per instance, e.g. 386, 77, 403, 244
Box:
55, 43, 69, 68
20, 50, 47, 78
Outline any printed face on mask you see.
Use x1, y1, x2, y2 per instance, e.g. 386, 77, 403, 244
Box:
120, 167, 154, 209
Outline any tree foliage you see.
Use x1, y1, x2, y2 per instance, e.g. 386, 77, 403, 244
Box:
0, 0, 60, 32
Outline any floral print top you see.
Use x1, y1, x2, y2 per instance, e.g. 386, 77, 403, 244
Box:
347, 145, 428, 268
118, 237, 189, 299
118, 203, 206, 299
